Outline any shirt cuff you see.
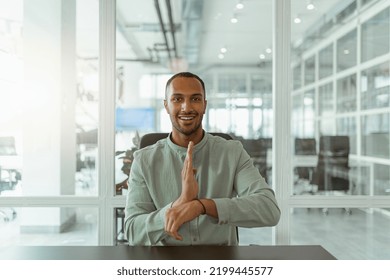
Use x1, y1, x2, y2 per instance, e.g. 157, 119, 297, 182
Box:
213, 198, 230, 225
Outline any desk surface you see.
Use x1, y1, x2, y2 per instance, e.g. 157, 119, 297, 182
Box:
0, 245, 336, 260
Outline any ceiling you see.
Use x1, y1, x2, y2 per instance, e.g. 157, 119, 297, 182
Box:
77, 0, 346, 72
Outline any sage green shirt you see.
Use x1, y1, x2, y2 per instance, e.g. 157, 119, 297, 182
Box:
124, 132, 280, 245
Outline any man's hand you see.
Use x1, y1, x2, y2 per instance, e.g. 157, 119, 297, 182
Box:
165, 199, 204, 240
164, 141, 203, 240
174, 141, 199, 206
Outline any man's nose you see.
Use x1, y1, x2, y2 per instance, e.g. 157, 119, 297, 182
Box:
181, 99, 192, 111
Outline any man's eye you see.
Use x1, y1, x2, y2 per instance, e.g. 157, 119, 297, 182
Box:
172, 97, 182, 102
192, 97, 201, 101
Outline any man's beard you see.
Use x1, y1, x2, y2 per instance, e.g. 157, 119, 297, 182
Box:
171, 114, 203, 136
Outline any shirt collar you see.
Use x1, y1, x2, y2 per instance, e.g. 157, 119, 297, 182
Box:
167, 130, 209, 155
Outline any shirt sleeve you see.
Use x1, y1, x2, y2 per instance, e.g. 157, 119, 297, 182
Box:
124, 152, 170, 245
213, 142, 281, 227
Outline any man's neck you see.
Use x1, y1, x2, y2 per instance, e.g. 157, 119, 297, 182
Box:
171, 129, 204, 147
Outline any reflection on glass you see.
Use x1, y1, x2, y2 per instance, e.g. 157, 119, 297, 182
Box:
293, 64, 301, 90
319, 44, 333, 80
292, 93, 303, 137
291, 208, 390, 259
318, 83, 333, 117
361, 113, 389, 159
303, 90, 315, 137
304, 56, 315, 85
373, 164, 390, 195
361, 8, 390, 62
218, 74, 247, 94
337, 74, 357, 113
361, 62, 390, 110
336, 117, 357, 154
0, 207, 98, 246
337, 29, 357, 72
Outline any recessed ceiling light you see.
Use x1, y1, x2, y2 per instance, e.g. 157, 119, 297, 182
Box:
266, 48, 272, 54
220, 47, 227, 53
344, 49, 350, 55
231, 17, 238, 23
236, 3, 244, 9
306, 1, 315, 10
259, 54, 266, 59
294, 16, 301, 24
218, 53, 225, 59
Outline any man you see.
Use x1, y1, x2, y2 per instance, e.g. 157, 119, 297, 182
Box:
124, 72, 280, 245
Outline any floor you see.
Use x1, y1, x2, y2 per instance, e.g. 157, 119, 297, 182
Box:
1, 207, 389, 260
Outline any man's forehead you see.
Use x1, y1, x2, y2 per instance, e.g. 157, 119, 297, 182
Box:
171, 76, 202, 87
169, 78, 204, 93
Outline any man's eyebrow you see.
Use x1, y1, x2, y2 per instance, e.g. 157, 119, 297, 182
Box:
170, 93, 203, 97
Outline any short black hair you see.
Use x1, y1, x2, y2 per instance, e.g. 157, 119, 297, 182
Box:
165, 72, 206, 99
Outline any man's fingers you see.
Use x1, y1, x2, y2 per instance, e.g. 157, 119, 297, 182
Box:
165, 218, 183, 240
186, 141, 194, 163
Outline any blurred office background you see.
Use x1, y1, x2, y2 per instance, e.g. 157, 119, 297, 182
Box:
0, 0, 389, 259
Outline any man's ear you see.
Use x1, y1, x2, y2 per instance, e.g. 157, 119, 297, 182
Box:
164, 100, 169, 114
203, 100, 207, 114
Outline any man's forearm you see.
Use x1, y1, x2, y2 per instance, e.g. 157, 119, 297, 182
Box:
199, 198, 218, 219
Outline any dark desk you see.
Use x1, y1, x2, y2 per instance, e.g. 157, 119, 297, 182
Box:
0, 245, 336, 260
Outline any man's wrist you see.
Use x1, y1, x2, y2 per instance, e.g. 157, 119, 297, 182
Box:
194, 198, 206, 215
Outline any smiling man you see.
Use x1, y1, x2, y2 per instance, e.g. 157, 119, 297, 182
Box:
124, 72, 280, 245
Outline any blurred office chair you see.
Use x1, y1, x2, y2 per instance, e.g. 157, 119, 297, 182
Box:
240, 138, 271, 183
310, 135, 351, 214
311, 136, 350, 192
294, 138, 317, 182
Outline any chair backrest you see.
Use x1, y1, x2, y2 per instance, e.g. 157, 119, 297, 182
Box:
311, 135, 350, 191
294, 138, 316, 155
139, 132, 232, 148
139, 133, 169, 148
318, 135, 349, 166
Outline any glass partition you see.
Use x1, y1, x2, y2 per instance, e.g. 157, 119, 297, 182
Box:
0, 0, 99, 197
319, 44, 333, 80
361, 8, 390, 62
291, 0, 389, 199
337, 29, 357, 72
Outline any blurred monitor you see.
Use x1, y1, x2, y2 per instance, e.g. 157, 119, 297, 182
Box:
116, 108, 155, 132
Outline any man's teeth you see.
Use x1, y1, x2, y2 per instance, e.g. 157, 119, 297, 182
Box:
180, 116, 194, 120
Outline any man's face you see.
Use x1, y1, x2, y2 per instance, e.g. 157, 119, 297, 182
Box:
164, 77, 207, 137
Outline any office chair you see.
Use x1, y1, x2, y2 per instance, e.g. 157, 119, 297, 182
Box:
294, 138, 317, 182
311, 136, 350, 192
240, 138, 271, 183
310, 135, 351, 214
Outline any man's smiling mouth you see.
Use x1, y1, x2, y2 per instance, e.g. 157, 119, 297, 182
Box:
179, 116, 195, 121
